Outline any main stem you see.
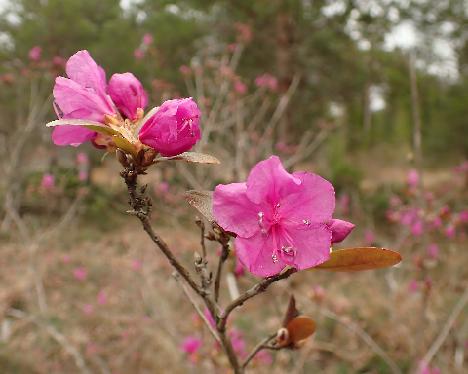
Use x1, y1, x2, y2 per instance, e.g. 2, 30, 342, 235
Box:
120, 166, 242, 373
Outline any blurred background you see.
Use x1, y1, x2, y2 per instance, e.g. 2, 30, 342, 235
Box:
0, 0, 467, 373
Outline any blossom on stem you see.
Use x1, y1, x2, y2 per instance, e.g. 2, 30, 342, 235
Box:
213, 156, 354, 277
109, 73, 148, 121
139, 98, 201, 156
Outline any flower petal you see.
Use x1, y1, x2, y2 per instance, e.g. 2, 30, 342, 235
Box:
280, 171, 335, 224
246, 156, 301, 205
108, 72, 148, 120
235, 232, 286, 277
282, 223, 331, 270
329, 219, 355, 243
65, 50, 107, 93
52, 125, 96, 146
213, 182, 260, 238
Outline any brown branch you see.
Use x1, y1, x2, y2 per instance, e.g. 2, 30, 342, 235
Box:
242, 332, 277, 369
218, 268, 296, 332
214, 242, 230, 302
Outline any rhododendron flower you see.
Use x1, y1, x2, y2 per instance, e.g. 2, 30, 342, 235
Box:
408, 279, 420, 293
51, 50, 116, 146
139, 98, 201, 157
181, 336, 202, 356
229, 329, 247, 357
234, 80, 247, 95
411, 220, 424, 236
134, 48, 144, 60
426, 243, 439, 260
73, 267, 88, 281
364, 230, 375, 245
407, 169, 419, 188
41, 173, 55, 190
109, 73, 148, 121
142, 33, 154, 46
213, 156, 354, 277
28, 46, 42, 61
254, 73, 278, 92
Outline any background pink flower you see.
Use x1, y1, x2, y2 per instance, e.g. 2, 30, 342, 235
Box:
28, 46, 42, 61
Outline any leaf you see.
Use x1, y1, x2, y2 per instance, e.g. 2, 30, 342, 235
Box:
282, 295, 300, 327
157, 152, 220, 165
286, 317, 316, 346
113, 136, 138, 157
315, 247, 402, 272
185, 190, 215, 222
46, 119, 119, 136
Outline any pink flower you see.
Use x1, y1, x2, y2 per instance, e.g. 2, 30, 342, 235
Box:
411, 220, 424, 236
73, 267, 88, 281
445, 224, 455, 238
131, 259, 142, 271
78, 170, 89, 182
234, 256, 245, 278
213, 156, 353, 277
82, 304, 94, 315
408, 279, 419, 293
139, 98, 201, 157
364, 230, 375, 246
28, 46, 42, 61
430, 216, 442, 229
181, 336, 202, 355
41, 173, 55, 190
52, 50, 115, 146
329, 219, 355, 243
256, 350, 273, 365
229, 329, 246, 357
254, 73, 278, 92
108, 73, 148, 120
234, 80, 247, 95
142, 33, 154, 46
426, 243, 439, 260
458, 210, 468, 223
76, 152, 89, 165
418, 362, 441, 374
407, 169, 419, 188
52, 56, 66, 68
97, 289, 107, 305
134, 48, 144, 60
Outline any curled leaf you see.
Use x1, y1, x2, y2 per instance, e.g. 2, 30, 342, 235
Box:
315, 247, 402, 272
276, 317, 316, 348
185, 190, 215, 222
156, 152, 220, 165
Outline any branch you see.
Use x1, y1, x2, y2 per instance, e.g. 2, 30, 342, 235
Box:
242, 332, 277, 369
214, 242, 230, 302
218, 268, 296, 331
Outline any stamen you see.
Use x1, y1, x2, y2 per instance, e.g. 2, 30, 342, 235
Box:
302, 219, 310, 225
272, 253, 278, 263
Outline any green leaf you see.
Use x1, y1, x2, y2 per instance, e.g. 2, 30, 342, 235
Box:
315, 247, 402, 272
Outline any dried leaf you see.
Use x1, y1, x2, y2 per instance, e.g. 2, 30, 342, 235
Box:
185, 190, 214, 222
46, 119, 119, 136
282, 295, 300, 327
157, 152, 220, 165
286, 317, 316, 346
315, 247, 402, 272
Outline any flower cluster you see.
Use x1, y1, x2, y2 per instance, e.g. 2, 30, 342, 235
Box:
48, 50, 201, 158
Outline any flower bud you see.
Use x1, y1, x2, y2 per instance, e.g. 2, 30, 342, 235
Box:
138, 98, 201, 157
108, 73, 148, 121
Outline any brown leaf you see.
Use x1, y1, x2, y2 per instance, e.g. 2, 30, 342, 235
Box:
287, 317, 316, 346
157, 152, 220, 164
315, 247, 402, 272
185, 190, 215, 222
282, 295, 300, 327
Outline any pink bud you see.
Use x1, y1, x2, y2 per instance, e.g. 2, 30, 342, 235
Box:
97, 289, 107, 305
445, 224, 455, 238
411, 220, 424, 236
408, 279, 419, 293
78, 170, 88, 182
28, 46, 42, 61
41, 173, 55, 190
180, 336, 202, 355
73, 267, 87, 281
458, 210, 468, 223
364, 230, 375, 245
76, 152, 89, 165
139, 98, 201, 156
234, 80, 247, 95
142, 33, 153, 46
407, 169, 419, 188
134, 48, 144, 60
108, 73, 148, 120
254, 73, 278, 92
329, 219, 355, 243
426, 243, 439, 260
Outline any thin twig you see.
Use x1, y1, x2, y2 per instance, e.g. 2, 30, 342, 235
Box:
242, 332, 277, 369
419, 287, 468, 372
218, 268, 296, 332
214, 242, 230, 302
173, 273, 221, 344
